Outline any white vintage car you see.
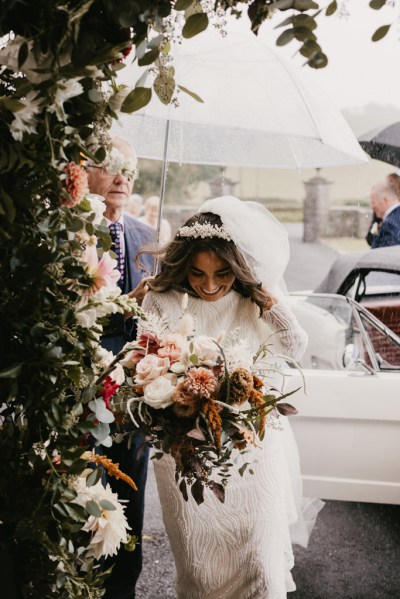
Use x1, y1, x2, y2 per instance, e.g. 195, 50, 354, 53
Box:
284, 246, 400, 505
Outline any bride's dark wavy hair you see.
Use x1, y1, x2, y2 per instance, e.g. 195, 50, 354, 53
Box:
138, 212, 270, 315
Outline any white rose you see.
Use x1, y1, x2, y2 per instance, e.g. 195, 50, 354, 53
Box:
143, 376, 174, 409
135, 354, 170, 386
190, 335, 219, 366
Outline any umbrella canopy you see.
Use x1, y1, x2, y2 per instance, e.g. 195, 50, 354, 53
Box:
358, 121, 400, 167
115, 29, 367, 170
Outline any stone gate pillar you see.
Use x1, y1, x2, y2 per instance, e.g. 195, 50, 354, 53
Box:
303, 172, 332, 242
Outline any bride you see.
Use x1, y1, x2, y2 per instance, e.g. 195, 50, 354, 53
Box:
141, 196, 313, 599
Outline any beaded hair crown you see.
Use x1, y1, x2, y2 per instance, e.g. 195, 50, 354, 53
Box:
176, 222, 232, 241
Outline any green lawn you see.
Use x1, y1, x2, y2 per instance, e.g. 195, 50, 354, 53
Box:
320, 237, 369, 254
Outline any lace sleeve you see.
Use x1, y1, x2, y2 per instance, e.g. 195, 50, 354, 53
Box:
141, 291, 164, 318
261, 300, 308, 361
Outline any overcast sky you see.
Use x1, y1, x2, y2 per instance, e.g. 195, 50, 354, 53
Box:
257, 1, 400, 110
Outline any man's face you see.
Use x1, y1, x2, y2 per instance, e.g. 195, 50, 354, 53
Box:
370, 190, 385, 219
87, 144, 135, 215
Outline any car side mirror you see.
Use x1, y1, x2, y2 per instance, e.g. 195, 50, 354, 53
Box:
342, 343, 359, 369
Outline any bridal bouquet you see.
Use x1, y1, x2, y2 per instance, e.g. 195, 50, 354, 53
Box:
110, 299, 299, 505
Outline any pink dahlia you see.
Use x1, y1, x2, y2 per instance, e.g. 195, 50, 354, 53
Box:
62, 162, 89, 207
183, 367, 217, 399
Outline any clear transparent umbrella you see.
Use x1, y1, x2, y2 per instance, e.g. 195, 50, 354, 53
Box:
113, 27, 367, 251
115, 28, 367, 171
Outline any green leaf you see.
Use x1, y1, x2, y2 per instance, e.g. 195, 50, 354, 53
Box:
293, 27, 316, 42
86, 499, 102, 518
369, 0, 387, 9
190, 479, 204, 505
0, 363, 22, 378
99, 499, 117, 511
138, 48, 159, 67
177, 85, 203, 103
276, 29, 295, 47
294, 0, 319, 10
18, 42, 28, 68
325, 0, 337, 15
154, 73, 175, 105
86, 468, 103, 487
372, 24, 391, 41
189, 354, 199, 365
179, 478, 189, 501
175, 0, 194, 9
121, 87, 152, 113
182, 13, 209, 39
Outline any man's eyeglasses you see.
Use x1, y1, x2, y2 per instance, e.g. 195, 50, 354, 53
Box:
87, 164, 138, 181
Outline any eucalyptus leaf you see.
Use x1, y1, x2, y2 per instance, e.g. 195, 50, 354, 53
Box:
325, 0, 337, 16
138, 48, 159, 66
372, 24, 391, 42
177, 85, 204, 103
276, 29, 295, 47
182, 13, 209, 39
86, 468, 103, 487
99, 499, 117, 511
86, 499, 102, 518
121, 87, 152, 113
175, 0, 194, 9
369, 0, 387, 8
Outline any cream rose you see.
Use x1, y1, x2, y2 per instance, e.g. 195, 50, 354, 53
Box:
190, 335, 219, 366
135, 354, 170, 386
143, 376, 174, 409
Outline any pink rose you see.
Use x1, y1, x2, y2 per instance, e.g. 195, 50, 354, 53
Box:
157, 333, 184, 364
135, 354, 170, 386
190, 335, 219, 366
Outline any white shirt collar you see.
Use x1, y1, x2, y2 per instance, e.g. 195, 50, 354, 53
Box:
105, 213, 124, 229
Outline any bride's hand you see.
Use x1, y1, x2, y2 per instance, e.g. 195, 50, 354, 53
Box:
261, 287, 278, 311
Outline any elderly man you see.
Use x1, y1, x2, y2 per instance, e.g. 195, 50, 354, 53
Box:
87, 136, 155, 599
369, 176, 400, 248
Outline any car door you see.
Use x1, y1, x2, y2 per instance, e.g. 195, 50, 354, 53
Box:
285, 293, 400, 505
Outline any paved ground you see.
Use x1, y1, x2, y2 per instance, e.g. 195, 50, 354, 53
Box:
135, 226, 400, 599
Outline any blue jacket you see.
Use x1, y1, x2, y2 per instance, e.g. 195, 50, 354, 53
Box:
371, 205, 400, 248
102, 215, 156, 352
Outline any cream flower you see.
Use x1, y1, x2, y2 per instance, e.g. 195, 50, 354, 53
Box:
73, 478, 130, 560
189, 335, 219, 366
143, 376, 174, 409
49, 78, 84, 121
9, 91, 43, 141
83, 193, 107, 225
135, 354, 170, 386
92, 346, 125, 386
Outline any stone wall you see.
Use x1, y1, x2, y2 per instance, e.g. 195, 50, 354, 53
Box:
324, 206, 372, 239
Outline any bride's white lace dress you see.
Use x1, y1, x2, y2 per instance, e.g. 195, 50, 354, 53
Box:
142, 289, 309, 599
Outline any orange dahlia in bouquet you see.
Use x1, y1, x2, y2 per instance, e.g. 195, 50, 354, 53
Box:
109, 297, 299, 505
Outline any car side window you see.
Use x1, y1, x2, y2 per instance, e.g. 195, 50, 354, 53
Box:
288, 295, 369, 371
359, 313, 400, 370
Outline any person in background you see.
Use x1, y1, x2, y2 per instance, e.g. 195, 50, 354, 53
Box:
368, 174, 400, 248
138, 194, 172, 246
86, 136, 154, 599
125, 193, 144, 218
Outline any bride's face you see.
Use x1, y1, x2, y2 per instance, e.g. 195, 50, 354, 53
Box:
187, 250, 235, 302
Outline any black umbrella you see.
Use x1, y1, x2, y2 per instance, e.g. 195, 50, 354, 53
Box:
358, 121, 400, 167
